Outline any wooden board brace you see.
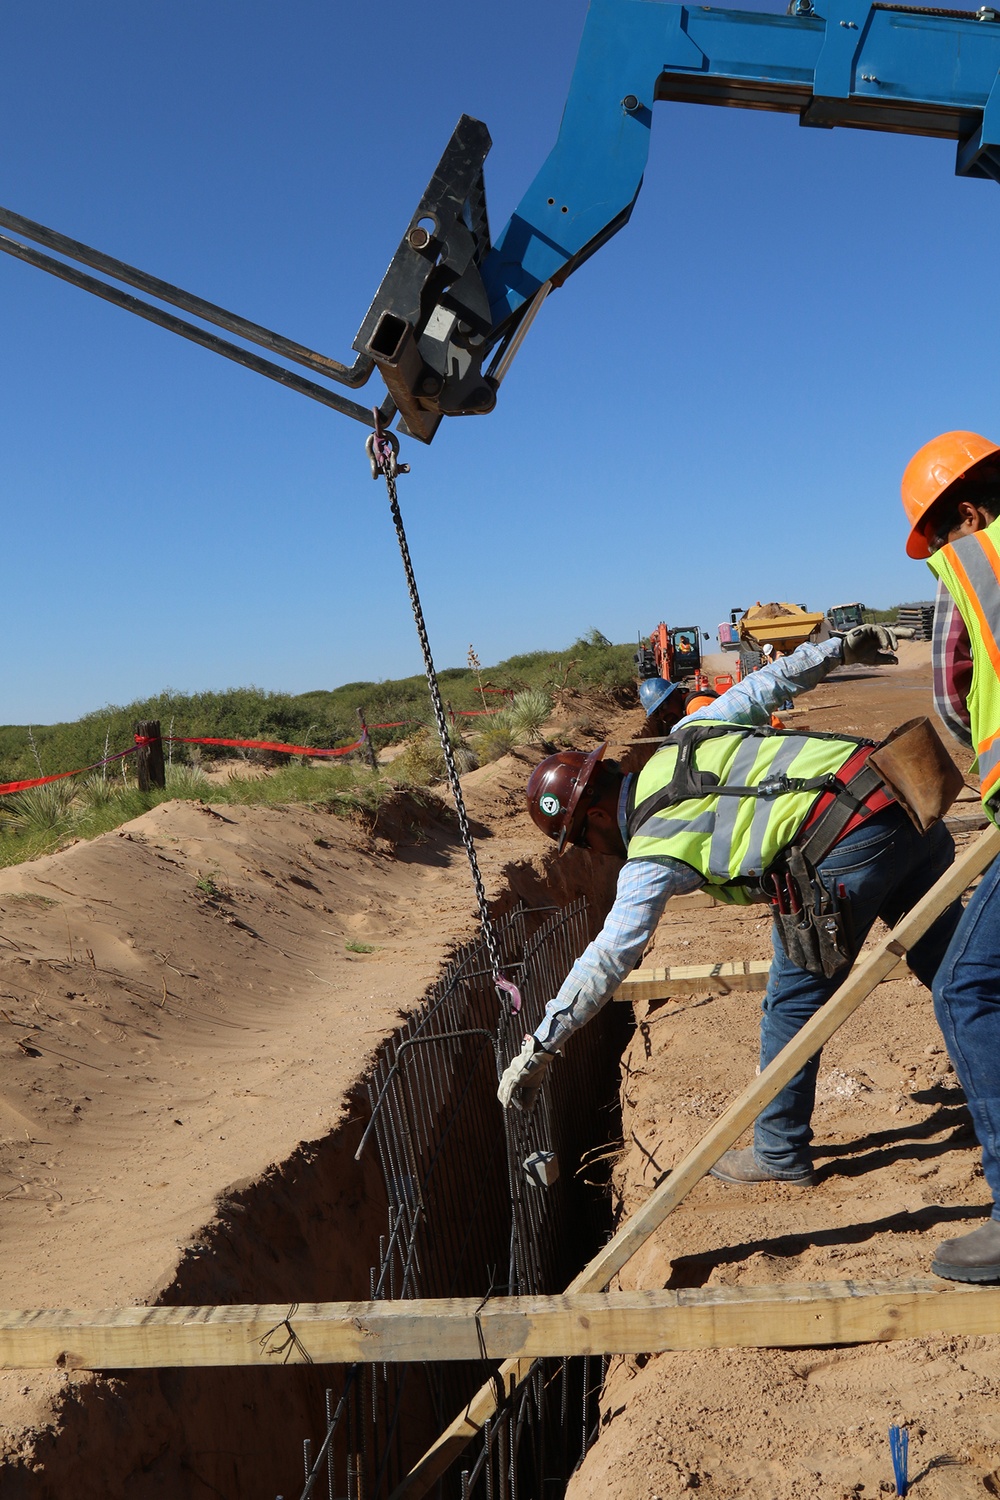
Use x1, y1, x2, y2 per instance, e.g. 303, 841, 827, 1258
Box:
615, 956, 910, 1002
0, 1279, 997, 1369
392, 825, 1000, 1499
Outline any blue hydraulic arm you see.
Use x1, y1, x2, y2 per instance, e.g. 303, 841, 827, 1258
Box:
482, 0, 1000, 329
2, 0, 999, 441
355, 0, 1000, 439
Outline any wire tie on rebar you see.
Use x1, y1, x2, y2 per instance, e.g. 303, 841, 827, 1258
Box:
259, 1303, 314, 1364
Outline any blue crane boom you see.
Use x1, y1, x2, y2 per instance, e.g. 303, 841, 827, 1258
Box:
356, 0, 1000, 439
1, 0, 999, 440
483, 0, 1000, 332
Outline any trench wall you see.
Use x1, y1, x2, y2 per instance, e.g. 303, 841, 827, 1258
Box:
1, 849, 626, 1500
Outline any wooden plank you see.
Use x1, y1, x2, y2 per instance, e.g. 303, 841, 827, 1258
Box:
394, 825, 1000, 1499
2, 1281, 998, 1369
615, 955, 911, 1002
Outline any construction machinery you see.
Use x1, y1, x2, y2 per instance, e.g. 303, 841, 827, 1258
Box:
2, 0, 1000, 445
827, 602, 868, 632
730, 602, 828, 674
635, 622, 708, 690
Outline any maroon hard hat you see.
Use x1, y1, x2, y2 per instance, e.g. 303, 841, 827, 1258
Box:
526, 743, 607, 853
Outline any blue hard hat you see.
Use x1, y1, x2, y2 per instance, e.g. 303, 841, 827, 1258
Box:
638, 677, 681, 716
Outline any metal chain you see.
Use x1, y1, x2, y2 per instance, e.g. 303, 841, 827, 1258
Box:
368, 424, 515, 1009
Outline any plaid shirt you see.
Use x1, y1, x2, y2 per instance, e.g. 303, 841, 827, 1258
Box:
930, 578, 973, 750
534, 638, 845, 1053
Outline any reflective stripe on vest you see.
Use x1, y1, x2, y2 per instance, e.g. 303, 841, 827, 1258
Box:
928, 514, 1000, 819
627, 726, 864, 898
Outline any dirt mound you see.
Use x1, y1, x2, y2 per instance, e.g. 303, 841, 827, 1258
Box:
0, 775, 561, 1493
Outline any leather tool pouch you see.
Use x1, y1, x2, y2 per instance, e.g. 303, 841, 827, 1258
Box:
869, 717, 965, 833
771, 848, 856, 980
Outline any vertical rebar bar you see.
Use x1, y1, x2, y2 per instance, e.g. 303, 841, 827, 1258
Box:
325, 1388, 335, 1500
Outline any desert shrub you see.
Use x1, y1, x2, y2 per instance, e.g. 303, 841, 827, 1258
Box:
504, 689, 551, 745
391, 726, 478, 786
476, 723, 517, 763
4, 782, 77, 835
75, 774, 119, 812
165, 763, 211, 795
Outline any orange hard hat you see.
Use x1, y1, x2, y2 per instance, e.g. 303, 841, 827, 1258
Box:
902, 430, 1000, 559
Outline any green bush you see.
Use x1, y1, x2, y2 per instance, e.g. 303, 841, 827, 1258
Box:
391, 726, 477, 787
476, 723, 516, 764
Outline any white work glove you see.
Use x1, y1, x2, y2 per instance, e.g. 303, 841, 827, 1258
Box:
497, 1036, 554, 1113
842, 624, 898, 667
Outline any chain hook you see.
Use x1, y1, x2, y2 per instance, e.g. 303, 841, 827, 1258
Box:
494, 974, 522, 1015
366, 407, 410, 481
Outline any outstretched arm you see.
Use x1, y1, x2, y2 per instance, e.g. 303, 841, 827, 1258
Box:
677, 637, 845, 730
498, 856, 702, 1110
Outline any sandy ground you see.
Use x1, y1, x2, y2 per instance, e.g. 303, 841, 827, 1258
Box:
2, 641, 999, 1497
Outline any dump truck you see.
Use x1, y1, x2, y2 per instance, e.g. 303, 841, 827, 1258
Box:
730, 602, 828, 675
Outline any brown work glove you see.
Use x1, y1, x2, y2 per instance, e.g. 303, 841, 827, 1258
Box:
842, 624, 898, 666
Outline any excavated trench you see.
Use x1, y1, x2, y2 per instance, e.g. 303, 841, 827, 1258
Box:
4, 837, 629, 1500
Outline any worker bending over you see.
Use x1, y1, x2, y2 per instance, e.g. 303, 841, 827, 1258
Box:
902, 431, 1000, 1282
499, 627, 964, 1189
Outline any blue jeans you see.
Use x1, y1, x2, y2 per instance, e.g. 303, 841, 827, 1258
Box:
932, 852, 1000, 1218
754, 805, 963, 1176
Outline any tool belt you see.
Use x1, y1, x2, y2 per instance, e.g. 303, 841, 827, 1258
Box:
766, 717, 962, 979
869, 716, 965, 833
764, 758, 881, 980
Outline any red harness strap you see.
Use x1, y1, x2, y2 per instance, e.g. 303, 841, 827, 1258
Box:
797, 744, 895, 848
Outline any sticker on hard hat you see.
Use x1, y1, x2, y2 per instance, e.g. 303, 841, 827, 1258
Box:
539, 794, 561, 817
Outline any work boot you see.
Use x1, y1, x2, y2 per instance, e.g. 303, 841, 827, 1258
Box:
931, 1219, 1000, 1283
710, 1147, 815, 1187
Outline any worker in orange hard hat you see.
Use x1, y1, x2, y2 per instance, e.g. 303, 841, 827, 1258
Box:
902, 429, 1000, 1284
505, 629, 963, 1185
901, 429, 1000, 559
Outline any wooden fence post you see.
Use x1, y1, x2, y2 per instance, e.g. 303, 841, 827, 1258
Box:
134, 721, 166, 791
357, 709, 377, 770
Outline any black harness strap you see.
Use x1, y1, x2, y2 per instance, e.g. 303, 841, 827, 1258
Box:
626, 722, 874, 841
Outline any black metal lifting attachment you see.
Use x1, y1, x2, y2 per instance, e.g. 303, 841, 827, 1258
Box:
0, 115, 497, 442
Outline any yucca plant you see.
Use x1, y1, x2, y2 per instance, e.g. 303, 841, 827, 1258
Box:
504, 688, 552, 745
392, 724, 477, 785
476, 723, 516, 764
75, 774, 119, 812
6, 782, 77, 835
165, 763, 211, 796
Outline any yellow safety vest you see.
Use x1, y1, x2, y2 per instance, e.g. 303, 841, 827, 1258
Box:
626, 723, 868, 903
928, 514, 1000, 823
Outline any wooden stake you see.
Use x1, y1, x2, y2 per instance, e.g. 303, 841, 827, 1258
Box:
357, 708, 377, 770
0, 1279, 996, 1369
393, 825, 1000, 1499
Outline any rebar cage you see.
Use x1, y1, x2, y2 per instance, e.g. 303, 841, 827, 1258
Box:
286, 896, 624, 1500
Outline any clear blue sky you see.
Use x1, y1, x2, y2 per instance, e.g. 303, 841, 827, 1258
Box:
1, 1, 997, 724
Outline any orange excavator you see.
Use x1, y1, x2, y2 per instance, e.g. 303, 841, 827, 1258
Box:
635, 622, 709, 695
